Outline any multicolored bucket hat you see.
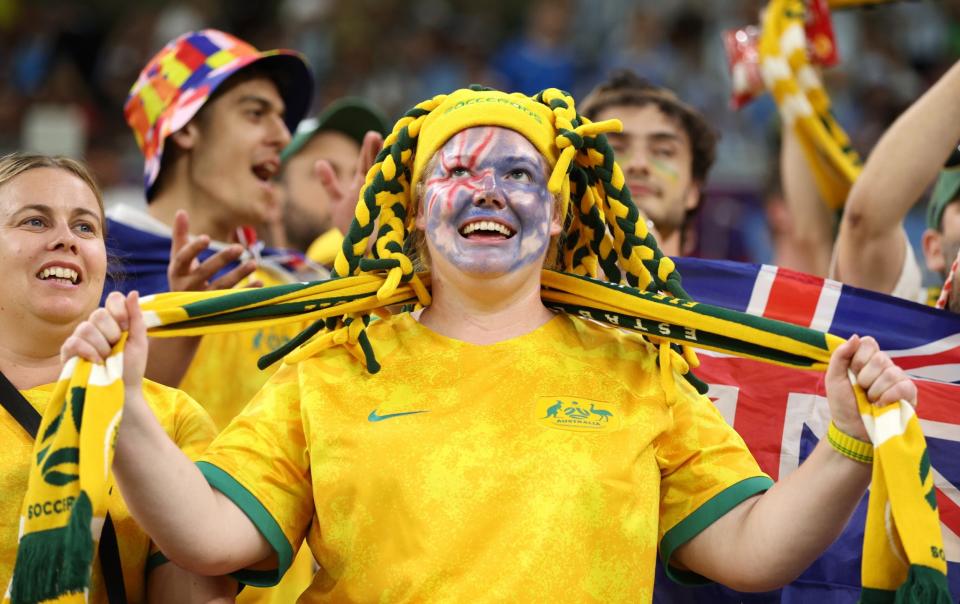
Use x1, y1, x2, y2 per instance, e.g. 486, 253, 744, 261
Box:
124, 29, 313, 199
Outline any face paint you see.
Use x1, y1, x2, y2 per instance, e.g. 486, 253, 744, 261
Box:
649, 156, 679, 183
420, 126, 554, 276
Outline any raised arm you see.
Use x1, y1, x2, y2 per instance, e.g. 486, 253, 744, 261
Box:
673, 336, 914, 591
835, 58, 960, 293
62, 291, 271, 575
780, 123, 835, 277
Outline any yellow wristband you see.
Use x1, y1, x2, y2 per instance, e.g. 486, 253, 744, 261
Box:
827, 421, 874, 464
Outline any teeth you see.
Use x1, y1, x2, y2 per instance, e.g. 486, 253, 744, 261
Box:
38, 267, 79, 283
461, 221, 514, 236
253, 163, 277, 180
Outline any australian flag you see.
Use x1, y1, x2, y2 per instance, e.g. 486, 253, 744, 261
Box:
653, 259, 960, 603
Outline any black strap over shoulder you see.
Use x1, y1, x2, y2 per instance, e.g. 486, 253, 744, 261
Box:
99, 511, 128, 603
0, 369, 40, 439
1, 369, 127, 604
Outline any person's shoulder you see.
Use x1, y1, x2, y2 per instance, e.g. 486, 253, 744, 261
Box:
141, 379, 206, 421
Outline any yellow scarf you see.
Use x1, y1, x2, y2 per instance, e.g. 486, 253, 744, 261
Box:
759, 0, 863, 209
10, 343, 125, 604
11, 271, 950, 601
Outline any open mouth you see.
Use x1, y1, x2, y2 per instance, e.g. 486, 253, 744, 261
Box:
37, 266, 81, 285
251, 160, 279, 183
458, 220, 516, 240
630, 183, 660, 197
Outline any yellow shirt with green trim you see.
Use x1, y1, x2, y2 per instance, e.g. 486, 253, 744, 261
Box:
1, 380, 216, 603
178, 266, 311, 431
198, 312, 771, 603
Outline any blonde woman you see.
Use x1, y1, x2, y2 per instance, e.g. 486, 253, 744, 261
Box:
0, 153, 234, 603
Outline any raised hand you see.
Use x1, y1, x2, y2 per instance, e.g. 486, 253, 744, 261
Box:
315, 130, 384, 234
167, 209, 258, 291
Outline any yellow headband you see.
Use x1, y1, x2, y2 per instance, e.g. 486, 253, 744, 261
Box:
410, 88, 560, 191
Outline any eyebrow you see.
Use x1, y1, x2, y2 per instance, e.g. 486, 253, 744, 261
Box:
500, 155, 545, 172
237, 94, 286, 118
607, 131, 683, 144
647, 131, 683, 144
12, 204, 103, 227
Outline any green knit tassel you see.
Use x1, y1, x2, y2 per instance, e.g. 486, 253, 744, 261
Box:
10, 490, 94, 604
859, 565, 953, 604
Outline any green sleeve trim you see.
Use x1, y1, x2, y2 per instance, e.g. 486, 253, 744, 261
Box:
197, 461, 294, 587
145, 551, 169, 575
659, 475, 774, 585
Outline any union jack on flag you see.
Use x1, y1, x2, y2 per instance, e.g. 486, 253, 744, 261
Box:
653, 259, 960, 603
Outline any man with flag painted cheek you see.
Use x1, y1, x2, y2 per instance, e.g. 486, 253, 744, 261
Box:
580, 70, 715, 257
417, 127, 560, 280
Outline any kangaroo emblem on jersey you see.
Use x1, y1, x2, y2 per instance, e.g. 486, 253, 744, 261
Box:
542, 400, 563, 419
534, 397, 620, 433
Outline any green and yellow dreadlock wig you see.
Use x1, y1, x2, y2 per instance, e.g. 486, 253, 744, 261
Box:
265, 85, 704, 395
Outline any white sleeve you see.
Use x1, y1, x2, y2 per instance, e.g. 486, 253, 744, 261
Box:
829, 229, 927, 304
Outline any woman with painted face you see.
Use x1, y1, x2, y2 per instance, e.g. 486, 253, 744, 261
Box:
64, 89, 918, 602
0, 153, 235, 603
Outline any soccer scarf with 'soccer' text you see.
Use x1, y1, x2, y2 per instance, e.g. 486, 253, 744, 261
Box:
10, 343, 125, 604
12, 271, 951, 602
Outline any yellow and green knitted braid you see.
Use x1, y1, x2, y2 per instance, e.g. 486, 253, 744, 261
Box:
760, 0, 863, 209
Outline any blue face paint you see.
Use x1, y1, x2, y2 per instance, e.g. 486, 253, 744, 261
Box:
420, 127, 553, 276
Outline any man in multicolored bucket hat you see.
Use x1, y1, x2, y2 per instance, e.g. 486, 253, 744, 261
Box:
832, 58, 960, 311
107, 28, 319, 415
275, 97, 388, 268
106, 29, 319, 603
109, 28, 316, 297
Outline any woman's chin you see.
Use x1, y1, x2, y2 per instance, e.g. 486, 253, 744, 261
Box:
29, 299, 95, 328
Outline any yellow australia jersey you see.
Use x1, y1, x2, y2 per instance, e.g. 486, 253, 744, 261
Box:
1, 380, 216, 603
198, 312, 772, 603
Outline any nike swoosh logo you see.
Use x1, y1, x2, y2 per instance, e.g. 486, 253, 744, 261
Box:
368, 409, 430, 422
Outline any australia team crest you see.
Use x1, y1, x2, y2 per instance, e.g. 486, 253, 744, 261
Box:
534, 396, 621, 433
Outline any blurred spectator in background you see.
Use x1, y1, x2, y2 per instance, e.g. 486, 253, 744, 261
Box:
580, 70, 717, 257
273, 97, 387, 268
491, 0, 577, 96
